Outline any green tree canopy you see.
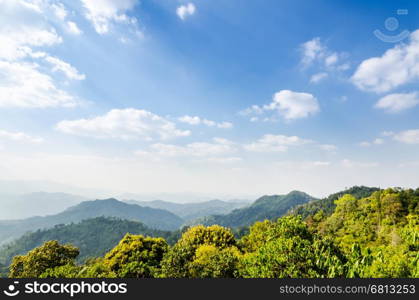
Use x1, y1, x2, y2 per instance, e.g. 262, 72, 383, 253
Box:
102, 234, 168, 278
161, 225, 238, 278
9, 240, 79, 278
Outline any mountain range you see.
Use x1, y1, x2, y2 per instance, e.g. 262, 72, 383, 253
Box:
0, 199, 183, 245
125, 199, 249, 221
0, 217, 180, 267
0, 186, 388, 276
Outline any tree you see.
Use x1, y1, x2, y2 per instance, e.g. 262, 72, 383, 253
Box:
161, 225, 238, 278
9, 241, 79, 278
239, 216, 346, 278
40, 264, 82, 278
189, 245, 241, 278
101, 234, 168, 278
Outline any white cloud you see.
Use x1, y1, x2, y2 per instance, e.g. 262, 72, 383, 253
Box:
239, 105, 264, 116
375, 92, 419, 113
244, 134, 312, 152
0, 0, 84, 108
51, 2, 68, 20
300, 38, 349, 84
177, 3, 196, 20
178, 115, 233, 129
0, 129, 43, 144
56, 109, 191, 140
310, 72, 328, 84
352, 30, 419, 93
0, 25, 62, 61
66, 21, 83, 35
80, 0, 139, 34
301, 38, 325, 67
178, 115, 200, 125
393, 129, 419, 144
44, 55, 86, 80
0, 61, 81, 108
241, 90, 319, 121
265, 90, 320, 120
300, 37, 347, 70
325, 53, 338, 67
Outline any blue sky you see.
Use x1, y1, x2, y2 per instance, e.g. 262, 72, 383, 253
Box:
1, 0, 419, 198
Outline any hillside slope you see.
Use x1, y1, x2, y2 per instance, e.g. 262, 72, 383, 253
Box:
0, 199, 183, 245
0, 217, 180, 267
126, 199, 249, 221
197, 191, 315, 227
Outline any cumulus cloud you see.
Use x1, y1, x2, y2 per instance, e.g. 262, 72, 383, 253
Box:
393, 129, 419, 144
56, 109, 191, 140
178, 115, 233, 129
177, 3, 196, 20
375, 92, 419, 113
0, 61, 81, 108
0, 24, 62, 61
0, 129, 43, 143
241, 90, 320, 121
352, 30, 419, 93
0, 0, 84, 108
244, 134, 312, 152
80, 0, 139, 34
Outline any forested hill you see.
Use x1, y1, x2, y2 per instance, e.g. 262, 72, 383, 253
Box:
4, 188, 417, 278
0, 199, 184, 244
197, 191, 315, 227
288, 186, 380, 219
126, 199, 249, 221
0, 217, 180, 267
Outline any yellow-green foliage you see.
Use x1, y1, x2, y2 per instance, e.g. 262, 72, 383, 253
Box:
102, 234, 168, 278
239, 216, 346, 278
6, 188, 418, 278
160, 225, 237, 278
9, 240, 79, 278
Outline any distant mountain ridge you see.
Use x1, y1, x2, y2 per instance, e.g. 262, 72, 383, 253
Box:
195, 191, 316, 227
125, 199, 249, 221
0, 199, 183, 245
